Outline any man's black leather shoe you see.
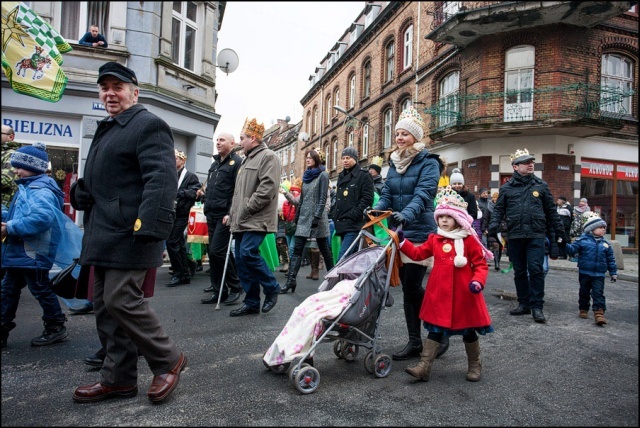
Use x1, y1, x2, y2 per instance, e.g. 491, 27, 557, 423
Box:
166, 276, 190, 287
201, 293, 227, 304
510, 305, 531, 316
392, 341, 423, 361
224, 290, 244, 305
532, 308, 547, 323
203, 286, 214, 293
262, 292, 278, 313
230, 304, 260, 317
84, 351, 105, 367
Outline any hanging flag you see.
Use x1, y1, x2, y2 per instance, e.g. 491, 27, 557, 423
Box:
1, 1, 72, 102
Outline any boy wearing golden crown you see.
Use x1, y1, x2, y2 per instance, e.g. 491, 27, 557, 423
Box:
395, 187, 494, 382
368, 155, 385, 195
488, 148, 566, 324
228, 117, 282, 317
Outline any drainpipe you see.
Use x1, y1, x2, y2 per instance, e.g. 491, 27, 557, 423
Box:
414, 1, 421, 103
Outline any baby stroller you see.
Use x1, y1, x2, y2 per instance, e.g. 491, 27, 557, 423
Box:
264, 211, 400, 394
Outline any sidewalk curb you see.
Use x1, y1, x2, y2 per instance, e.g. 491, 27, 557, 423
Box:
548, 265, 638, 283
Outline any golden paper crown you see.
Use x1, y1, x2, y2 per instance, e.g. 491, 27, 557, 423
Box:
371, 156, 383, 168
582, 211, 601, 222
175, 149, 187, 160
241, 117, 265, 140
510, 148, 535, 164
397, 106, 425, 127
435, 186, 468, 210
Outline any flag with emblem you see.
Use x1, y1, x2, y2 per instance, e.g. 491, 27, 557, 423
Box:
1, 1, 72, 102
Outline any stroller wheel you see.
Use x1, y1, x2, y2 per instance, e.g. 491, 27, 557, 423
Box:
288, 362, 311, 386
293, 366, 321, 394
373, 354, 392, 378
363, 351, 375, 374
342, 344, 359, 361
333, 341, 344, 359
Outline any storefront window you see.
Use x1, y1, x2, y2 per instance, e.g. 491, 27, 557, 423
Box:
47, 146, 79, 221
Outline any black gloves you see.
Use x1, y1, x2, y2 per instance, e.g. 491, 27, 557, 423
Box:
134, 234, 162, 245
390, 211, 406, 228
363, 206, 371, 221
396, 229, 405, 244
71, 178, 94, 211
311, 216, 320, 228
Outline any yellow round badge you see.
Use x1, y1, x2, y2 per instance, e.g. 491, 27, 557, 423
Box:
134, 219, 142, 231
443, 243, 452, 253
343, 190, 348, 197
229, 160, 235, 165
532, 191, 539, 197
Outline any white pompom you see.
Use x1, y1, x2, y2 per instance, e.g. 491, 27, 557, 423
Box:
454, 255, 467, 267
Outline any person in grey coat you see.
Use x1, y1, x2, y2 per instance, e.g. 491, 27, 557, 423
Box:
70, 62, 186, 405
280, 149, 334, 294
228, 117, 282, 317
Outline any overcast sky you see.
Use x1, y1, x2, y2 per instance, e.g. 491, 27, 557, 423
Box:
213, 1, 365, 142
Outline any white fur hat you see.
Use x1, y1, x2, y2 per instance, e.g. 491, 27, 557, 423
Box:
450, 168, 464, 185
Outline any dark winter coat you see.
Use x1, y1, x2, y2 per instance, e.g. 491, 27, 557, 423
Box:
374, 150, 443, 243
72, 104, 178, 269
175, 167, 201, 218
294, 171, 330, 239
202, 151, 242, 220
372, 174, 384, 195
488, 171, 565, 241
333, 166, 374, 236
565, 233, 618, 278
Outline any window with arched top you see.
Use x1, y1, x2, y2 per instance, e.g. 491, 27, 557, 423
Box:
403, 25, 413, 70
326, 95, 332, 124
313, 106, 318, 135
332, 138, 338, 169
438, 71, 459, 127
363, 61, 371, 98
349, 74, 356, 109
385, 39, 395, 82
383, 108, 393, 149
334, 88, 340, 111
504, 45, 535, 121
362, 122, 369, 157
601, 54, 634, 116
400, 97, 412, 113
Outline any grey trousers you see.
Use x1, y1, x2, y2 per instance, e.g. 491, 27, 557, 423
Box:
93, 267, 180, 386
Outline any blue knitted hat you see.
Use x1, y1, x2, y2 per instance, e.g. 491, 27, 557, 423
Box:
10, 142, 49, 174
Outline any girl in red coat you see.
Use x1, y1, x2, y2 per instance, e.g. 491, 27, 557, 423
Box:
397, 186, 494, 382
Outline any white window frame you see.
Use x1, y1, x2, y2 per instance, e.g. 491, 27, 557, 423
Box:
364, 61, 371, 98
443, 2, 459, 19
439, 71, 460, 127
383, 109, 393, 149
172, 1, 202, 72
601, 54, 634, 116
326, 95, 332, 124
332, 139, 338, 169
362, 123, 369, 157
348, 131, 354, 147
349, 74, 356, 109
58, 2, 110, 41
313, 107, 318, 134
334, 88, 340, 113
401, 98, 412, 112
403, 25, 413, 70
386, 40, 394, 82
504, 45, 535, 122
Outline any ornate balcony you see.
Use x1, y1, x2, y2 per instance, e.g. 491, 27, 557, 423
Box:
424, 83, 635, 143
427, 1, 633, 47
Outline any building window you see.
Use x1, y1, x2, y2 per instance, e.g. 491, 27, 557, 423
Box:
601, 54, 634, 116
403, 25, 413, 70
332, 139, 338, 169
349, 74, 356, 109
334, 88, 340, 112
326, 95, 332, 124
172, 1, 200, 72
348, 131, 354, 148
401, 98, 412, 112
361, 123, 369, 157
306, 112, 311, 135
439, 71, 460, 127
383, 108, 393, 149
60, 1, 110, 41
504, 45, 534, 122
443, 1, 459, 19
325, 145, 330, 170
313, 106, 318, 134
385, 40, 394, 82
364, 61, 371, 98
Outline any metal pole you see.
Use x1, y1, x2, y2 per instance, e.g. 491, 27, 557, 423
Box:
215, 233, 234, 310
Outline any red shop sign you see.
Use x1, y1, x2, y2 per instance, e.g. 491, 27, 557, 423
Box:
616, 163, 638, 181
581, 159, 614, 178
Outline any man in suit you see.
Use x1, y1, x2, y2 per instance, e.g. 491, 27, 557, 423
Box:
71, 61, 186, 404
166, 150, 201, 287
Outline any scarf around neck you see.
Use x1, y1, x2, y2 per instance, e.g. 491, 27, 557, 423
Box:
303, 165, 325, 183
390, 142, 425, 174
437, 226, 494, 266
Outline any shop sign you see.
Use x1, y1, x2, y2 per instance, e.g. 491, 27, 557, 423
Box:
557, 165, 571, 171
581, 160, 614, 178
2, 114, 79, 145
617, 163, 638, 180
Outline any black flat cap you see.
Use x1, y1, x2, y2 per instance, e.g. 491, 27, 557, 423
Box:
97, 62, 138, 85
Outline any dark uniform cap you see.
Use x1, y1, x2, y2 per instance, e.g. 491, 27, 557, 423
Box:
97, 62, 138, 85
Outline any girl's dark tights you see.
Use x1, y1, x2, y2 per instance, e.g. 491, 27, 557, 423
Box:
427, 331, 478, 343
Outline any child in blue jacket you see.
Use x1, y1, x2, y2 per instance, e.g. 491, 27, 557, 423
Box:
564, 212, 617, 326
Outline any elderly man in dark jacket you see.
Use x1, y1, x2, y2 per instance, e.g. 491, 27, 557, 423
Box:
488, 148, 566, 324
166, 149, 201, 287
70, 62, 186, 404
334, 147, 374, 262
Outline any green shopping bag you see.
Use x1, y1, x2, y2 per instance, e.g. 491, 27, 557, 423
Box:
259, 233, 279, 272
331, 231, 341, 265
